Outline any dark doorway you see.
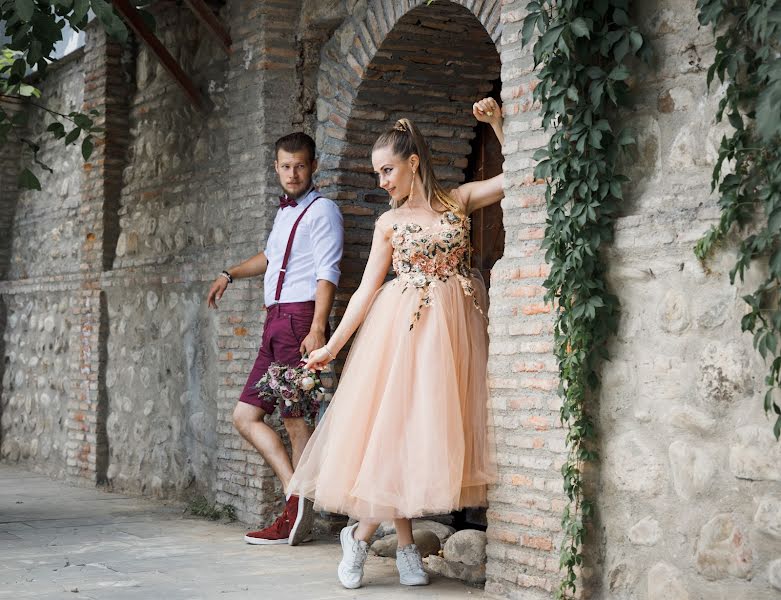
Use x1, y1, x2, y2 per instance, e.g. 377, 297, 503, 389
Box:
466, 79, 505, 293
452, 80, 504, 532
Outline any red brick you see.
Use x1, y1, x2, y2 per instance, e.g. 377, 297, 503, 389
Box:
521, 303, 551, 315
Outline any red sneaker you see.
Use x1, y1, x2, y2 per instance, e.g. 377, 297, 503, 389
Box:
244, 506, 291, 545
287, 494, 314, 546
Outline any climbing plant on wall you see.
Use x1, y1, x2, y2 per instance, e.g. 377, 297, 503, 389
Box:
520, 1, 650, 597
694, 1, 781, 440
1, 0, 152, 190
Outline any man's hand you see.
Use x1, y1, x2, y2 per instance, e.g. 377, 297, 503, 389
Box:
300, 328, 326, 357
206, 277, 229, 309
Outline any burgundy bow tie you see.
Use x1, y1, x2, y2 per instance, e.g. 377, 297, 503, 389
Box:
279, 195, 298, 209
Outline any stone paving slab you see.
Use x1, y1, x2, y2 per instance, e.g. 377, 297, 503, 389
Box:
0, 465, 490, 599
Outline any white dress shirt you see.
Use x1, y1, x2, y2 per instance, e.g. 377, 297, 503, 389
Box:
263, 187, 344, 307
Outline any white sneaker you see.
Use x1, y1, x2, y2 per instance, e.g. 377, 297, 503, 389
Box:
396, 544, 429, 586
337, 523, 368, 589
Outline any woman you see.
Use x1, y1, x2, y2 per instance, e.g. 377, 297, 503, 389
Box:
288, 97, 504, 588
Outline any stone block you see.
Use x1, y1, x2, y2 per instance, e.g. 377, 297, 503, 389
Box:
754, 495, 781, 539
603, 432, 665, 494
629, 516, 661, 546
647, 562, 689, 600
371, 529, 441, 558
443, 529, 487, 566
695, 513, 753, 580
668, 440, 715, 500
697, 342, 751, 411
769, 559, 781, 591
729, 426, 781, 482
427, 554, 486, 585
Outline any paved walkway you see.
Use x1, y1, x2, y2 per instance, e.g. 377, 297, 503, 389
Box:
0, 465, 490, 599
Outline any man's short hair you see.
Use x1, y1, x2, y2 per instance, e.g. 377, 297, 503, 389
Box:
275, 132, 316, 162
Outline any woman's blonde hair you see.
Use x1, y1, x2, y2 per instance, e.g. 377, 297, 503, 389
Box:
372, 118, 462, 215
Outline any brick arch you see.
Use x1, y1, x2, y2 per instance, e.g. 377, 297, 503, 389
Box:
315, 0, 501, 184
314, 0, 502, 292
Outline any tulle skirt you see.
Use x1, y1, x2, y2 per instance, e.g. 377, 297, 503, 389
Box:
287, 273, 496, 521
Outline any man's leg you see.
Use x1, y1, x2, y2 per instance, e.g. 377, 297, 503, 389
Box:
283, 416, 313, 470
236, 399, 297, 545
233, 401, 294, 489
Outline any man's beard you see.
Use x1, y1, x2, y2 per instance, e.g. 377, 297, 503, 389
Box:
282, 179, 313, 200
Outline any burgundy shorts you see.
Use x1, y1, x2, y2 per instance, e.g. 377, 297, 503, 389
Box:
238, 301, 323, 419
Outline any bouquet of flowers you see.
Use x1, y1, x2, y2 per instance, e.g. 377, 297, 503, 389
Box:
254, 361, 325, 424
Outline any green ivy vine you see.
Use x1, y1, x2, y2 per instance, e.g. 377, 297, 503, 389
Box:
694, 0, 781, 439
520, 1, 650, 597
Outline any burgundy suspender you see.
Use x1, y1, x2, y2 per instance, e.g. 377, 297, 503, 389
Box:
274, 196, 321, 303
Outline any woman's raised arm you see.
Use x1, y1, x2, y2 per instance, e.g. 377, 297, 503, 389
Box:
457, 97, 505, 214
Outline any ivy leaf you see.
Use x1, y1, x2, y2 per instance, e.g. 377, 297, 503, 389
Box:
770, 247, 781, 278
90, 0, 128, 43
629, 31, 643, 52
18, 83, 40, 97
727, 111, 743, 131
70, 0, 90, 27
15, 0, 35, 22
81, 136, 94, 160
613, 35, 630, 62
18, 168, 41, 190
768, 208, 781, 232
570, 18, 590, 38
47, 122, 66, 139
608, 65, 630, 81
756, 85, 781, 142
522, 13, 539, 46
65, 127, 81, 145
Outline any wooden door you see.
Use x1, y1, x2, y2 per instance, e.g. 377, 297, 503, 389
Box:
466, 89, 505, 293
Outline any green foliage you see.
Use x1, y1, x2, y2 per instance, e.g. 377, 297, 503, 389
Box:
0, 0, 153, 190
186, 496, 237, 522
694, 0, 781, 439
520, 1, 649, 597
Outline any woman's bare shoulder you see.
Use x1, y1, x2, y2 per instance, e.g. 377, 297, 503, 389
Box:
375, 209, 397, 236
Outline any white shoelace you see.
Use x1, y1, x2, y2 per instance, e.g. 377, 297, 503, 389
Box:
399, 546, 423, 571
350, 541, 368, 569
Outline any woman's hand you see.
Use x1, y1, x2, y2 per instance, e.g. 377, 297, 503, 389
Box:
304, 346, 334, 371
472, 97, 501, 126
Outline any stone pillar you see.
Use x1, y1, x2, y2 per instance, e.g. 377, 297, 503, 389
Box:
216, 0, 303, 524
0, 98, 22, 450
483, 3, 564, 598
0, 99, 22, 281
68, 23, 129, 484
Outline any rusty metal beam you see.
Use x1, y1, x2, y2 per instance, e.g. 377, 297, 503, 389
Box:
112, 0, 212, 112
183, 0, 232, 55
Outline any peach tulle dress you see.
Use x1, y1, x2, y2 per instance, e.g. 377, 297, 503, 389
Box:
287, 210, 496, 521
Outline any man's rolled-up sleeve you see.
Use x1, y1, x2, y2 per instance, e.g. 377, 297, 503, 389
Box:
309, 201, 344, 286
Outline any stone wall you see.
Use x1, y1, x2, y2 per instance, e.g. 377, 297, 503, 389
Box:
0, 53, 85, 479
592, 2, 781, 598
482, 2, 564, 597
212, 0, 305, 523
100, 1, 230, 499
2, 1, 781, 599
1, 293, 75, 479
7, 54, 85, 281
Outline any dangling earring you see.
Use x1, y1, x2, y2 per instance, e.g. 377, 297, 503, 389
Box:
409, 169, 416, 202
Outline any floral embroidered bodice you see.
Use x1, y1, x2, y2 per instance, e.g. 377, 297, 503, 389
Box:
390, 211, 483, 329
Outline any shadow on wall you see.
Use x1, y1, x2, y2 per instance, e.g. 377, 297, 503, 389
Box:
103, 287, 218, 499
0, 297, 5, 454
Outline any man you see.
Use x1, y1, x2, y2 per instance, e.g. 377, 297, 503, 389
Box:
206, 132, 343, 545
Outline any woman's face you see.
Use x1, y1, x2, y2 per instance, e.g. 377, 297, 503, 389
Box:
371, 146, 418, 203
